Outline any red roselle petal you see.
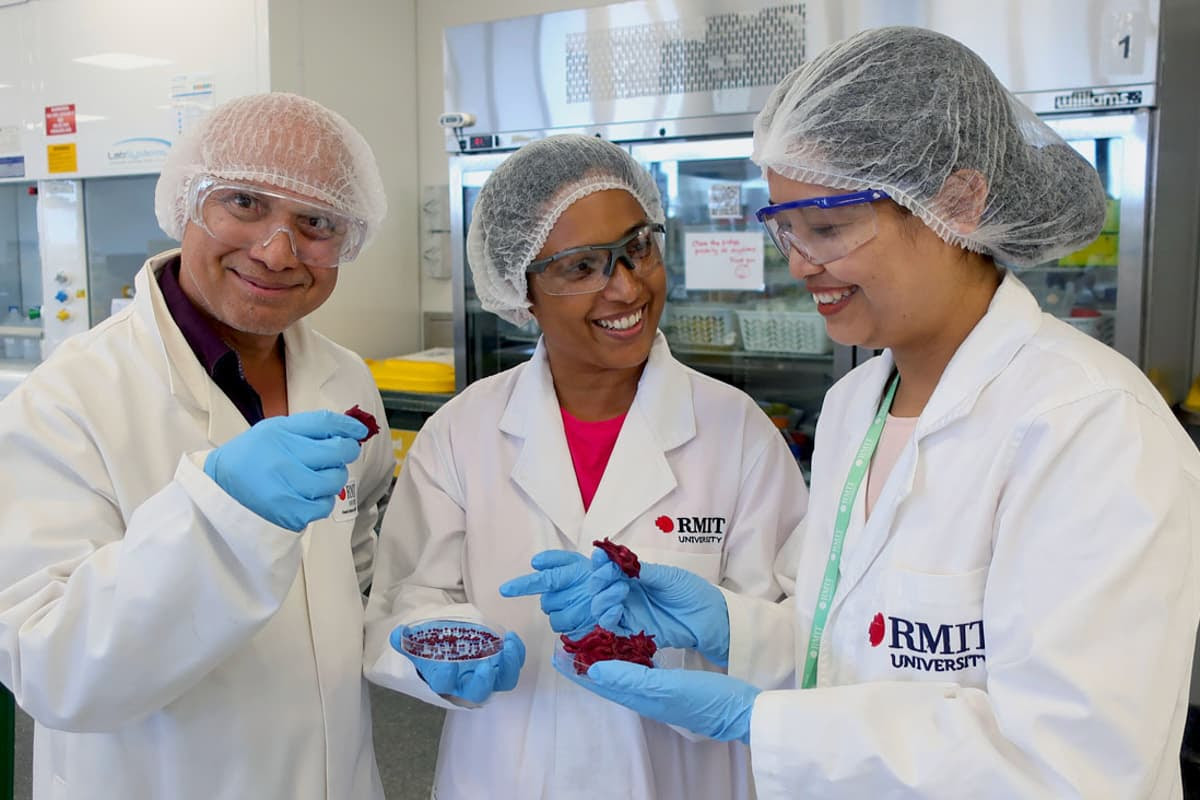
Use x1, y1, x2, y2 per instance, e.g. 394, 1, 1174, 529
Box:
561, 625, 657, 674
344, 404, 381, 443
592, 537, 641, 578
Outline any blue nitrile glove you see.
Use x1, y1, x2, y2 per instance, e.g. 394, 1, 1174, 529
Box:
203, 410, 366, 532
499, 550, 598, 635
589, 553, 731, 666
391, 628, 526, 704
554, 657, 760, 744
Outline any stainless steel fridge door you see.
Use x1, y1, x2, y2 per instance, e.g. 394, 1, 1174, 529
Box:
629, 136, 852, 467
1034, 110, 1150, 364
449, 151, 537, 390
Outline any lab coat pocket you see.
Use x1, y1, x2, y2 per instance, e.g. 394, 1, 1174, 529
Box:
872, 566, 989, 685
889, 566, 987, 607
635, 546, 723, 584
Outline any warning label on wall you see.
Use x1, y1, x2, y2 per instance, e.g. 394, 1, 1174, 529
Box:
47, 143, 78, 173
45, 104, 77, 136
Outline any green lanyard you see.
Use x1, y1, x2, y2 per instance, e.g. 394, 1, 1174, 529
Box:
801, 372, 900, 689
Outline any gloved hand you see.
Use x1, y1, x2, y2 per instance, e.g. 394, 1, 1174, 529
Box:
589, 553, 731, 666
498, 550, 597, 635
392, 628, 526, 704
203, 410, 366, 532
554, 657, 760, 743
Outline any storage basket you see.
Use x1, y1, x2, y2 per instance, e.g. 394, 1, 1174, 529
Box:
664, 305, 739, 349
736, 310, 831, 354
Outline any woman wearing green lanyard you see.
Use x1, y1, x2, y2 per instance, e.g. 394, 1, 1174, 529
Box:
509, 26, 1200, 798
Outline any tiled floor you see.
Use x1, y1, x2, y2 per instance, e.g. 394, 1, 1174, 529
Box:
11, 684, 444, 800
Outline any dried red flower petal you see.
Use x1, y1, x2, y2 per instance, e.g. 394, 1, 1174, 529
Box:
593, 537, 640, 578
344, 404, 381, 443
560, 625, 656, 674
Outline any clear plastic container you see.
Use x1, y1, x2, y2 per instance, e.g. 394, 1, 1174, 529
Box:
2, 306, 21, 360
21, 334, 40, 363
552, 632, 662, 684
398, 617, 506, 672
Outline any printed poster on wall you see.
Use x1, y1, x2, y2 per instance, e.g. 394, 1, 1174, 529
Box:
45, 104, 77, 136
170, 73, 216, 136
684, 232, 764, 292
0, 125, 23, 178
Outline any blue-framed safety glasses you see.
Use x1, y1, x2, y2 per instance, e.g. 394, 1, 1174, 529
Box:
756, 189, 890, 265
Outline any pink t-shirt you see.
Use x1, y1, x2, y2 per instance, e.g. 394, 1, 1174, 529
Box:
865, 413, 919, 519
560, 408, 627, 511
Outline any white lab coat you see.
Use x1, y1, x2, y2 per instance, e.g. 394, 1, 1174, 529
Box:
365, 332, 808, 799
0, 251, 395, 800
725, 271, 1200, 799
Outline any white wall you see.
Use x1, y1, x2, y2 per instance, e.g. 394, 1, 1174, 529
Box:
0, 0, 268, 181
269, 0, 421, 359
414, 0, 614, 317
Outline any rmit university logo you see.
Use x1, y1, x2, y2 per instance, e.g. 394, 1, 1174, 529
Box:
869, 612, 986, 673
654, 515, 726, 544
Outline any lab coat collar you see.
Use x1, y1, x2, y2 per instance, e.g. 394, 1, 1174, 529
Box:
500, 331, 695, 548
834, 270, 1042, 594
582, 334, 693, 544
848, 270, 1042, 436
501, 337, 586, 544
913, 269, 1041, 436
134, 250, 340, 446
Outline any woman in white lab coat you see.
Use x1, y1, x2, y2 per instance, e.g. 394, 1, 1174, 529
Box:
538, 27, 1200, 799
363, 134, 808, 799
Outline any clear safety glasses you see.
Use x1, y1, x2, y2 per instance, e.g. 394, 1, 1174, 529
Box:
188, 177, 367, 268
756, 189, 891, 265
526, 223, 666, 296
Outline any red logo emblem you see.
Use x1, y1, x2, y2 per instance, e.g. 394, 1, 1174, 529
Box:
654, 515, 674, 533
869, 613, 885, 647
338, 487, 347, 501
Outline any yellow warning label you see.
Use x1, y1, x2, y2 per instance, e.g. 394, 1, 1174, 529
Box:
47, 143, 77, 173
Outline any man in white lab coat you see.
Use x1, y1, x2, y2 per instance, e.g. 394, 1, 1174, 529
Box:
0, 93, 394, 799
364, 134, 809, 799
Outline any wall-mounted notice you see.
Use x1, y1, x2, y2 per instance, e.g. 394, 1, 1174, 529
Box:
0, 125, 23, 178
47, 142, 78, 173
45, 104, 77, 136
708, 183, 742, 220
170, 73, 216, 136
684, 232, 764, 292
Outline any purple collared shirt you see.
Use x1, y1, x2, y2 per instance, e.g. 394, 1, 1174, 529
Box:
158, 258, 266, 425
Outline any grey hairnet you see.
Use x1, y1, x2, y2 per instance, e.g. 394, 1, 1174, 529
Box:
753, 26, 1106, 266
155, 92, 387, 252
467, 134, 665, 326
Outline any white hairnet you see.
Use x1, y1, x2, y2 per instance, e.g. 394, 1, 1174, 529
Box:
467, 134, 665, 326
155, 92, 387, 251
753, 26, 1106, 266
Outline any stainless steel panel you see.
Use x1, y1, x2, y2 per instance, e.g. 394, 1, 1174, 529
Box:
1041, 111, 1149, 364
443, 0, 1160, 146
448, 152, 509, 392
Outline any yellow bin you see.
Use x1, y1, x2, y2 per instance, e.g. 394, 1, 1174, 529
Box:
366, 348, 455, 394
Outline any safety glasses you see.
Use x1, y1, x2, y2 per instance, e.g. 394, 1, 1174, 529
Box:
188, 177, 367, 268
526, 223, 666, 296
756, 189, 890, 265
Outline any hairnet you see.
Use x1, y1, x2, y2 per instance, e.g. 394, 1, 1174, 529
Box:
155, 92, 387, 252
467, 134, 665, 326
752, 26, 1106, 266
